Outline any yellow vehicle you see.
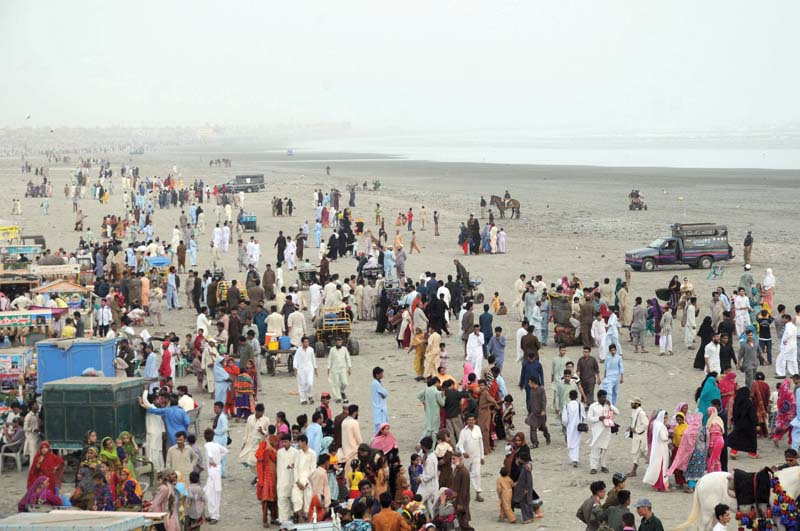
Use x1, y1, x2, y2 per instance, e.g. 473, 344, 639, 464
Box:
0, 221, 22, 243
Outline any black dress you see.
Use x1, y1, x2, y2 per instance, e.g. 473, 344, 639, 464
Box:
693, 318, 715, 370
727, 390, 758, 454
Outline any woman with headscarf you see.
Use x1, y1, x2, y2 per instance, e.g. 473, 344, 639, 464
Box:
727, 387, 759, 459
431, 487, 457, 530
668, 413, 704, 493
668, 402, 689, 432
148, 470, 180, 531
772, 378, 796, 445
705, 407, 725, 471
512, 451, 543, 522
69, 467, 96, 509
503, 432, 531, 483
696, 373, 721, 424
647, 298, 662, 346
18, 476, 62, 512
718, 371, 737, 411
98, 437, 122, 472
762, 268, 776, 310
118, 431, 138, 479
667, 275, 681, 317
27, 441, 64, 494
233, 360, 255, 420
751, 372, 771, 437
693, 316, 715, 370
255, 431, 279, 527
643, 410, 670, 492
670, 412, 688, 487
115, 467, 143, 508
371, 423, 398, 454
81, 446, 100, 470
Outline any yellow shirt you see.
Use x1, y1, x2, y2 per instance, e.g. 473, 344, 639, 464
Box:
348, 470, 364, 491
61, 325, 76, 339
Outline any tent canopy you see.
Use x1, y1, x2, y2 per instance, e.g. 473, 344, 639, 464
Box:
33, 279, 93, 294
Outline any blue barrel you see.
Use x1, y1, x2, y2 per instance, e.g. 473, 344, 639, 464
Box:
279, 336, 291, 350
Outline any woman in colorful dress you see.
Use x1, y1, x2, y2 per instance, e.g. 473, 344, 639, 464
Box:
116, 467, 143, 508
234, 361, 256, 420
27, 441, 64, 495
705, 407, 725, 472
772, 377, 795, 445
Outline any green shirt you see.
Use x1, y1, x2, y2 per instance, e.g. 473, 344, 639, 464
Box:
639, 514, 664, 531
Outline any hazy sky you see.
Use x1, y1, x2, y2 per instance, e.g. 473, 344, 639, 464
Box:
1, 1, 798, 133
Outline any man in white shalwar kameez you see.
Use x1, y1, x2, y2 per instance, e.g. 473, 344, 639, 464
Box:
586, 389, 619, 474
591, 315, 608, 361
23, 402, 41, 460
204, 427, 229, 524
457, 415, 485, 501
513, 275, 527, 320
465, 326, 485, 376
287, 309, 307, 347
276, 435, 297, 522
628, 398, 649, 477
238, 404, 269, 476
284, 238, 297, 271
212, 224, 223, 250
733, 288, 752, 337
776, 316, 798, 378
293, 337, 318, 404
291, 435, 317, 519
308, 281, 322, 321
417, 438, 440, 519
221, 223, 231, 252
142, 390, 165, 471
561, 390, 584, 466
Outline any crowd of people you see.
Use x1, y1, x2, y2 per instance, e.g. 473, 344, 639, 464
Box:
7, 152, 800, 531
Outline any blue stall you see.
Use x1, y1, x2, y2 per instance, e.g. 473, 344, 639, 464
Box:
36, 337, 117, 392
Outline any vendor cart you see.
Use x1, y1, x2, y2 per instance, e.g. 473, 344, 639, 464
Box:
240, 212, 258, 232
298, 267, 318, 289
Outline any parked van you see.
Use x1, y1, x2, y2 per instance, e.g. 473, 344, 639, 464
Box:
625, 223, 734, 271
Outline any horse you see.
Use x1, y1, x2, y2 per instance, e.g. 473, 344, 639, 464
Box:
674, 467, 800, 531
490, 195, 521, 219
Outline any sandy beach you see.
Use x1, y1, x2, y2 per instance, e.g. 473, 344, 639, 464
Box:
1, 138, 798, 530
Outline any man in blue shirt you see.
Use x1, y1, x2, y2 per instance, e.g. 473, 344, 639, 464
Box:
518, 353, 544, 413
211, 401, 230, 477
166, 266, 181, 310
140, 393, 190, 446
600, 344, 624, 406
370, 366, 389, 433
479, 304, 493, 355
487, 326, 507, 373
306, 412, 324, 455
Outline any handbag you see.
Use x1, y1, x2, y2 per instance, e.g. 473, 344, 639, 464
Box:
577, 422, 589, 432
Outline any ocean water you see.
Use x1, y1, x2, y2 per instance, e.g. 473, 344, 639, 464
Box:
290, 133, 800, 169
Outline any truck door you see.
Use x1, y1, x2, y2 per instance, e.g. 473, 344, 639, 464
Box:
660, 239, 677, 265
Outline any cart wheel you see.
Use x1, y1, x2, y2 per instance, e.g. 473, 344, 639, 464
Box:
348, 338, 359, 356
266, 356, 276, 376
475, 292, 485, 304
314, 342, 326, 358
286, 353, 294, 373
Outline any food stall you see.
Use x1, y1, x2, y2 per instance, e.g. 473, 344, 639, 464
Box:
29, 263, 81, 284
0, 243, 43, 272
0, 308, 54, 346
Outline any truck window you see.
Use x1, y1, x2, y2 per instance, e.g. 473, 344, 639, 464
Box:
648, 238, 666, 248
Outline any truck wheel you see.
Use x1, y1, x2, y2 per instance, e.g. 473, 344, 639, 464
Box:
642, 259, 656, 272
475, 293, 485, 303
246, 187, 253, 193
348, 339, 359, 356
266, 356, 276, 376
698, 256, 713, 269
314, 342, 326, 358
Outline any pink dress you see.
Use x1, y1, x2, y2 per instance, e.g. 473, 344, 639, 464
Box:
706, 423, 724, 472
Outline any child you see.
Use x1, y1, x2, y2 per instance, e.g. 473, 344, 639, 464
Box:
622, 512, 637, 531
408, 454, 423, 494
438, 343, 448, 370
770, 382, 780, 432
348, 459, 364, 499
185, 471, 206, 530
191, 355, 205, 392
492, 292, 502, 314
187, 433, 204, 473
503, 395, 516, 437
496, 467, 516, 523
